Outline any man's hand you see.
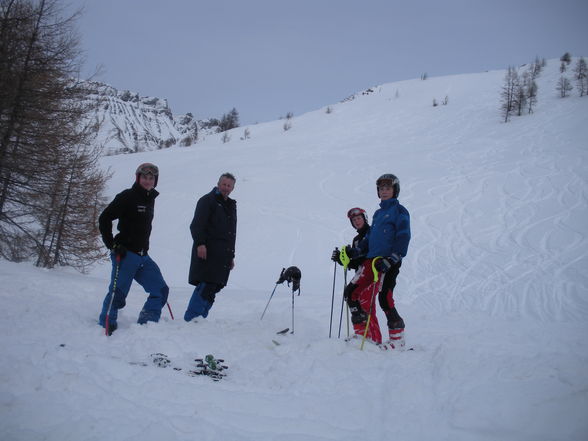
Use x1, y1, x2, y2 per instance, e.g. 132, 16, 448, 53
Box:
197, 244, 207, 260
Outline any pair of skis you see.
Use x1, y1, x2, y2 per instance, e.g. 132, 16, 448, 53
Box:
134, 353, 228, 381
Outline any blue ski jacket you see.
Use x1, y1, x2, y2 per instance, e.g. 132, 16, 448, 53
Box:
366, 198, 411, 258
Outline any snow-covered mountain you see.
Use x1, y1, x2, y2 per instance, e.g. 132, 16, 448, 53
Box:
1, 58, 587, 441
82, 80, 214, 155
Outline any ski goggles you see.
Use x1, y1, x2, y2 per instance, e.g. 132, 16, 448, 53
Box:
136, 163, 159, 177
347, 208, 365, 218
377, 182, 394, 189
376, 176, 398, 188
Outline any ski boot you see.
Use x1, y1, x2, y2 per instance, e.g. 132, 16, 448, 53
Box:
381, 319, 406, 350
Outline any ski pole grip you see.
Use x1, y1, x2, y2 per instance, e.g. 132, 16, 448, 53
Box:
371, 257, 382, 282
339, 245, 351, 269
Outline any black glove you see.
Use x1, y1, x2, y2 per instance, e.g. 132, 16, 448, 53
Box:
331, 248, 341, 264
389, 253, 402, 266
374, 253, 401, 273
112, 243, 127, 260
345, 245, 360, 259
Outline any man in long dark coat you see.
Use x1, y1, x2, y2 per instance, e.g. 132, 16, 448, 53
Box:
184, 173, 237, 321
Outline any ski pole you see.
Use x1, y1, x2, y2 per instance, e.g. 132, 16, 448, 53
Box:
345, 269, 350, 338
338, 246, 352, 338
337, 267, 347, 338
346, 300, 350, 338
329, 260, 337, 338
361, 257, 382, 351
105, 254, 121, 336
166, 302, 174, 320
337, 290, 345, 338
291, 289, 295, 334
260, 283, 279, 320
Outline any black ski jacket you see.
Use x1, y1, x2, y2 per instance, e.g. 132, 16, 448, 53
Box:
188, 187, 237, 287
349, 223, 370, 271
98, 182, 159, 255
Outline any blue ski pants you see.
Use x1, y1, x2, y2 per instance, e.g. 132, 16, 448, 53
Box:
184, 282, 222, 321
99, 252, 169, 327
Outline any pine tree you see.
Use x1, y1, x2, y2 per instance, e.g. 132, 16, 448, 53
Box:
526, 78, 538, 114
573, 58, 587, 97
556, 76, 573, 98
500, 66, 519, 122
0, 0, 107, 268
217, 108, 240, 133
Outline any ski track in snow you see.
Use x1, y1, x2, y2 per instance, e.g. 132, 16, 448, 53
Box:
406, 108, 588, 322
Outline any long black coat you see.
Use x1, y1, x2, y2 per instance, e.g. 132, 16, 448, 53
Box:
188, 187, 237, 287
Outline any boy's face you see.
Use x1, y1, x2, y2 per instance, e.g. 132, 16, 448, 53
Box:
378, 184, 394, 201
351, 215, 365, 230
139, 173, 156, 191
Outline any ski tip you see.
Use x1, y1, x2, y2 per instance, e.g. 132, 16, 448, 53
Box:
276, 328, 290, 335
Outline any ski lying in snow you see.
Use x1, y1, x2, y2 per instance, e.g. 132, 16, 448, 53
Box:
130, 353, 228, 380
190, 354, 228, 381
272, 327, 291, 345
149, 352, 183, 370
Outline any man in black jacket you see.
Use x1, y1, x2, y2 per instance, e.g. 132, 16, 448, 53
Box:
184, 173, 237, 321
98, 163, 169, 334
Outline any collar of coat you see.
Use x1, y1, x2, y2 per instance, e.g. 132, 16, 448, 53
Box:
132, 182, 159, 200
212, 187, 236, 205
379, 197, 398, 209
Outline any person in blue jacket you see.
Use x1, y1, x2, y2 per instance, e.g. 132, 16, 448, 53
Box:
368, 173, 411, 348
98, 163, 170, 335
184, 173, 237, 321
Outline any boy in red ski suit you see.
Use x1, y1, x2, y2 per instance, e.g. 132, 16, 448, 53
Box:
343, 174, 410, 348
331, 208, 375, 337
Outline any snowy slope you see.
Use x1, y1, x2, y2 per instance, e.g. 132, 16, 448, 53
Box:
1, 59, 587, 441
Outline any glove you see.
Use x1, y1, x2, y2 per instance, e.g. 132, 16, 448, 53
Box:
389, 253, 402, 265
344, 245, 360, 259
331, 248, 341, 264
112, 243, 127, 260
374, 258, 391, 273
374, 253, 402, 273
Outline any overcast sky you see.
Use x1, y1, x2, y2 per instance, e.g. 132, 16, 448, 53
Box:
71, 0, 588, 125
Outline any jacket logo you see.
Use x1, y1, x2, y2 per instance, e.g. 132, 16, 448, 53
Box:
137, 205, 147, 213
